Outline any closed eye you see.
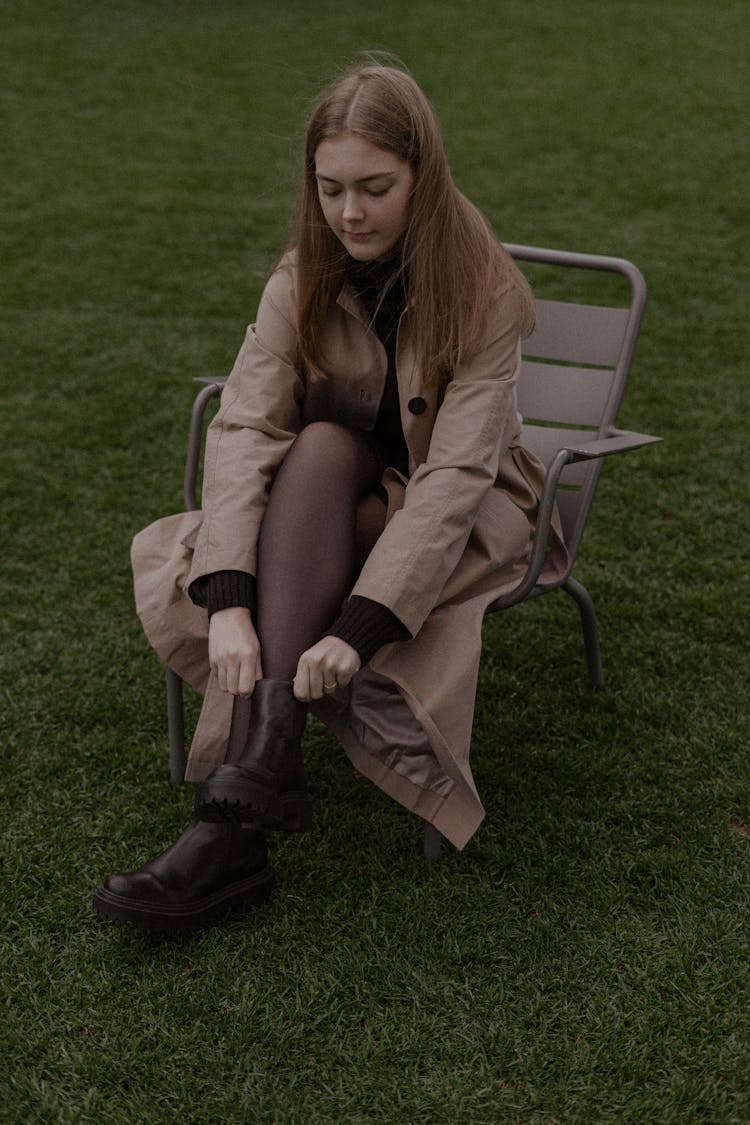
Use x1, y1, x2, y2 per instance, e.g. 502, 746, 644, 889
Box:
319, 187, 389, 199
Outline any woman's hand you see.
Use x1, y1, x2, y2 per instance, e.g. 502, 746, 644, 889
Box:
293, 636, 360, 702
208, 607, 263, 696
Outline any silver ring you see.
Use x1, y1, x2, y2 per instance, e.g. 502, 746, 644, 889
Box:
323, 681, 337, 693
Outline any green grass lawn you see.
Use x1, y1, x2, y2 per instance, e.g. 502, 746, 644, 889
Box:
2, 1, 749, 1121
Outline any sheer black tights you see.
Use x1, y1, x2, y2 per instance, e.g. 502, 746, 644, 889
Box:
226, 423, 387, 761
256, 421, 387, 679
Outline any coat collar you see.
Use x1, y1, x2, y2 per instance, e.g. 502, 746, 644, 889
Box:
336, 281, 369, 322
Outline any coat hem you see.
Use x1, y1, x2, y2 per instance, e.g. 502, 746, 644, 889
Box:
327, 718, 484, 852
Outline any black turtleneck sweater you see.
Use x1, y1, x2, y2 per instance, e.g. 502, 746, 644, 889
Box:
344, 255, 409, 477
193, 256, 411, 665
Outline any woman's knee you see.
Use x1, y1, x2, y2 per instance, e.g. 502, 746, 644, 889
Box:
289, 421, 376, 473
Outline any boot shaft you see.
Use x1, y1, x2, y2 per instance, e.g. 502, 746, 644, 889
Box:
237, 679, 308, 776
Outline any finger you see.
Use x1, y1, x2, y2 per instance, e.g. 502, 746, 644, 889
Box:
308, 659, 328, 700
293, 660, 312, 703
296, 649, 325, 700
325, 651, 358, 688
225, 662, 240, 696
328, 657, 353, 679
321, 660, 340, 693
337, 660, 358, 687
237, 653, 258, 697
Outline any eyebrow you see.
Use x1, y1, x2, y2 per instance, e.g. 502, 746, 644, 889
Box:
314, 171, 397, 184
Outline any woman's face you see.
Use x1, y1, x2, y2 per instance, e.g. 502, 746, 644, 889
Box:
314, 133, 414, 261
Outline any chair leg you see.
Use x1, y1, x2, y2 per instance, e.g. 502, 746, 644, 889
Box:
166, 666, 186, 784
562, 576, 604, 690
423, 823, 443, 862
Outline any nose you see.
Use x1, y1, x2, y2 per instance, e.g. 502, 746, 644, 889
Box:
342, 191, 365, 223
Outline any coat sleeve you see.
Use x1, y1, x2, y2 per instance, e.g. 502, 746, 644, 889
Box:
350, 287, 526, 638
187, 265, 304, 586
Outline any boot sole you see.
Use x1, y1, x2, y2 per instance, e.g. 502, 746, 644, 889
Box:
92, 866, 276, 931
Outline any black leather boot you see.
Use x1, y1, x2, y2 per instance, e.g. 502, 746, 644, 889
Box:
92, 819, 274, 931
194, 679, 311, 831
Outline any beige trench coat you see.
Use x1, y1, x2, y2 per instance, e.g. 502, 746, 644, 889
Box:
131, 254, 566, 850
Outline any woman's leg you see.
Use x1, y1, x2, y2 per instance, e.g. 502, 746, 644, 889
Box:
255, 421, 386, 679
93, 424, 389, 927
224, 479, 386, 760
204, 422, 389, 824
225, 422, 386, 762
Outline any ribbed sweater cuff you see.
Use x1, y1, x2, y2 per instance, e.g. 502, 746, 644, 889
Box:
326, 595, 410, 667
189, 571, 257, 618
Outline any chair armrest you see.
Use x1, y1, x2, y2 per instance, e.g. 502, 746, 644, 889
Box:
194, 376, 228, 388
490, 428, 661, 608
565, 428, 662, 461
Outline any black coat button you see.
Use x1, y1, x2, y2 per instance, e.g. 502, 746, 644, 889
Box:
408, 396, 427, 415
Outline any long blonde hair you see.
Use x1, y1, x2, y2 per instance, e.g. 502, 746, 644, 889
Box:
292, 63, 534, 388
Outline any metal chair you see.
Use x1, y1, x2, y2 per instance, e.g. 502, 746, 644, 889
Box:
164, 244, 662, 861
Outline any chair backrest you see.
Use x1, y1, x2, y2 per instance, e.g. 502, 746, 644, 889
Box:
506, 244, 647, 562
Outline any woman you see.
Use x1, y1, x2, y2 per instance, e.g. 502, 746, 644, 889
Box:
93, 63, 564, 930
